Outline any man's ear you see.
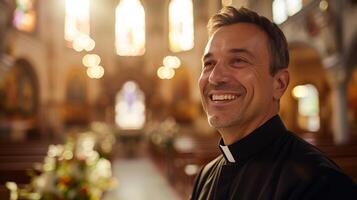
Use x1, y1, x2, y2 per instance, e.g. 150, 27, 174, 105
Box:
273, 69, 289, 100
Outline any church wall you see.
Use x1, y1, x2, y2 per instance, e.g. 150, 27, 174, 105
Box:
249, 0, 357, 140
280, 43, 331, 134
11, 32, 48, 105
249, 1, 337, 135
4, 0, 356, 137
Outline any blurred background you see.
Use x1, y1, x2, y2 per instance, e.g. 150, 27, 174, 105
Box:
0, 0, 357, 199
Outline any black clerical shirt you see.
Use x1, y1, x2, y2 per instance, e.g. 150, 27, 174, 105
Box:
190, 115, 357, 200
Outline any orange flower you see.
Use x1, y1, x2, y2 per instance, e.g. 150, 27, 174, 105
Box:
58, 175, 71, 186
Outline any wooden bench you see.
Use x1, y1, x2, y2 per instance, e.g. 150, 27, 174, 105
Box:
0, 141, 50, 185
0, 185, 9, 200
153, 133, 220, 198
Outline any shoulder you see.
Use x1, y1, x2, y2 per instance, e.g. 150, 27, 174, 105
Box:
283, 132, 339, 169
274, 133, 357, 198
190, 155, 224, 199
280, 133, 357, 184
196, 155, 224, 185
290, 166, 357, 199
269, 131, 339, 180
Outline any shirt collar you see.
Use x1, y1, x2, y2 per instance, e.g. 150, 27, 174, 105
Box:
219, 115, 287, 164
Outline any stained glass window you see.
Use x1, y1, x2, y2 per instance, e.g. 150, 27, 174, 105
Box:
13, 0, 36, 32
292, 84, 320, 132
115, 0, 145, 56
273, 0, 302, 24
64, 0, 93, 51
169, 0, 194, 52
115, 81, 146, 130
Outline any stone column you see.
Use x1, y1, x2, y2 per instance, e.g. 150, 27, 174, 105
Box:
325, 56, 349, 144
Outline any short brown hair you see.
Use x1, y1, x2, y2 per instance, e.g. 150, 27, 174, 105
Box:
207, 6, 289, 75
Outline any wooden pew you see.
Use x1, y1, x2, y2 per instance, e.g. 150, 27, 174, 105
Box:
160, 133, 220, 198
0, 185, 10, 200
0, 141, 50, 185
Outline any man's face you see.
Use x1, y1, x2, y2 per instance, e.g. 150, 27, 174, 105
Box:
199, 23, 280, 131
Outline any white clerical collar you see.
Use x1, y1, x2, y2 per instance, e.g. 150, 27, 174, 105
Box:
219, 144, 236, 163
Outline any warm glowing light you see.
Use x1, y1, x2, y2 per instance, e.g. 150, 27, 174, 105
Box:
115, 81, 146, 129
273, 0, 302, 24
221, 0, 232, 6
157, 66, 166, 79
169, 0, 194, 52
86, 37, 96, 51
115, 0, 146, 56
273, 0, 288, 24
319, 0, 328, 11
87, 65, 105, 79
65, 0, 90, 44
163, 56, 181, 69
6, 182, 18, 200
82, 54, 101, 67
72, 34, 95, 52
292, 85, 308, 98
292, 84, 320, 132
184, 164, 199, 176
13, 0, 36, 32
166, 68, 175, 79
157, 66, 175, 79
286, 0, 302, 16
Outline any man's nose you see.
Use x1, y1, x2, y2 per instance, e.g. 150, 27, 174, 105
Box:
208, 62, 229, 85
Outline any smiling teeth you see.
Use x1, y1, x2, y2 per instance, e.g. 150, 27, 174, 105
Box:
211, 94, 237, 101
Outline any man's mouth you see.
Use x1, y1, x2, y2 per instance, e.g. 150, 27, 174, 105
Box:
210, 94, 238, 101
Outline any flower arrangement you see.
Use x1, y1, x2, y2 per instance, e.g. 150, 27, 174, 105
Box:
146, 117, 180, 151
7, 132, 117, 200
89, 122, 116, 158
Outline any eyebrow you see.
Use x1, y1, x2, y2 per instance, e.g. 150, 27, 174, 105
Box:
202, 48, 255, 61
229, 48, 255, 58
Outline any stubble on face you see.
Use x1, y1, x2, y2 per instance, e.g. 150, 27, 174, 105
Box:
202, 82, 246, 128
199, 23, 278, 141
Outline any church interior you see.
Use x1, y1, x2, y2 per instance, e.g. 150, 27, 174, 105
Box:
0, 0, 357, 199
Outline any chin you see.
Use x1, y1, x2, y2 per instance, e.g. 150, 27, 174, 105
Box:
208, 116, 233, 129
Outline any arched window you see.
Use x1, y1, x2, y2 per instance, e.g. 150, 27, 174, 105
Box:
115, 0, 145, 56
13, 0, 36, 32
64, 0, 93, 51
272, 0, 302, 24
115, 81, 146, 130
0, 59, 38, 117
169, 0, 194, 52
64, 68, 89, 125
292, 84, 320, 132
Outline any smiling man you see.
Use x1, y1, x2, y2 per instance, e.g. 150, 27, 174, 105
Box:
191, 6, 357, 200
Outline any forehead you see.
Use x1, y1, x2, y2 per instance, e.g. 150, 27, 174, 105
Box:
204, 23, 270, 56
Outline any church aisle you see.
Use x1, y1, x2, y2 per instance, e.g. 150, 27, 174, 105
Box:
103, 157, 181, 200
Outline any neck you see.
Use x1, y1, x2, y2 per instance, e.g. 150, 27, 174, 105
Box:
218, 112, 277, 145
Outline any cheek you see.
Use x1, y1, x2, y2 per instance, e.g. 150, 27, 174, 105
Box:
198, 74, 208, 91
237, 70, 273, 101
236, 71, 257, 93
242, 68, 271, 86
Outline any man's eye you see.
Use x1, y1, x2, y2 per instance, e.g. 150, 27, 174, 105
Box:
231, 58, 247, 66
232, 59, 244, 64
203, 61, 214, 69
